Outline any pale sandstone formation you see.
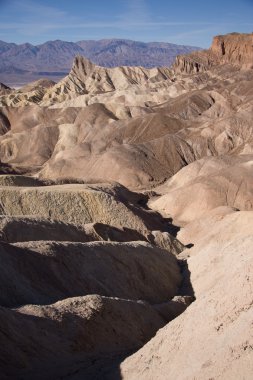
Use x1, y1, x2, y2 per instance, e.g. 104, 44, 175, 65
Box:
41, 55, 172, 104
0, 177, 184, 252
120, 211, 253, 380
0, 80, 55, 107
19, 79, 56, 93
0, 182, 165, 234
151, 155, 253, 225
0, 104, 196, 187
0, 67, 252, 188
177, 206, 237, 245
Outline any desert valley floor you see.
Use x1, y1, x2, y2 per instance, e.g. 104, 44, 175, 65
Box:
0, 33, 252, 379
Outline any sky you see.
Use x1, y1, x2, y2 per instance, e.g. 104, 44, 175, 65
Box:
0, 0, 252, 47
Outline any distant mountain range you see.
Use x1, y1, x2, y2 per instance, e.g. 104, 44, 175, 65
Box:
0, 39, 201, 86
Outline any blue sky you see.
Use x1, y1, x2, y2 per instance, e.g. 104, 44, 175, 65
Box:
0, 0, 252, 47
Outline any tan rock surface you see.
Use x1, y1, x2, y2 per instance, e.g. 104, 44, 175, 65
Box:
173, 32, 253, 74
177, 206, 237, 245
0, 216, 146, 243
150, 230, 184, 255
120, 211, 253, 380
41, 55, 172, 105
151, 155, 253, 225
0, 240, 181, 307
0, 174, 43, 187
0, 182, 165, 234
0, 295, 166, 378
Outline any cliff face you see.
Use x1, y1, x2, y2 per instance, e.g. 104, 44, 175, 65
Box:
173, 52, 212, 74
174, 33, 253, 74
211, 33, 253, 66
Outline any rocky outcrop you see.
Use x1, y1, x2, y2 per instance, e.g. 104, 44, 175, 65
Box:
0, 182, 166, 234
42, 55, 172, 104
173, 52, 214, 74
211, 33, 253, 67
173, 32, 253, 74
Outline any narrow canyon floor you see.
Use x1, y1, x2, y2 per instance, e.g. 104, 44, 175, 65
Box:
0, 33, 252, 379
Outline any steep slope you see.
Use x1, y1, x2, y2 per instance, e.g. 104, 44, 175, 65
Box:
120, 210, 253, 380
173, 32, 253, 74
42, 55, 172, 103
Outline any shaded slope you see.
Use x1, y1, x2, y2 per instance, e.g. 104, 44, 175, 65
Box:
120, 210, 253, 380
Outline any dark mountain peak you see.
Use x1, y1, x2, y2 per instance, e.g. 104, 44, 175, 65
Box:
0, 38, 202, 86
39, 40, 81, 48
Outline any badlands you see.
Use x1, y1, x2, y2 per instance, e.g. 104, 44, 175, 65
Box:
0, 32, 252, 379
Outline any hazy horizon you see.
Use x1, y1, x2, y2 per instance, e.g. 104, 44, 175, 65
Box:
0, 0, 252, 48
0, 37, 203, 48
